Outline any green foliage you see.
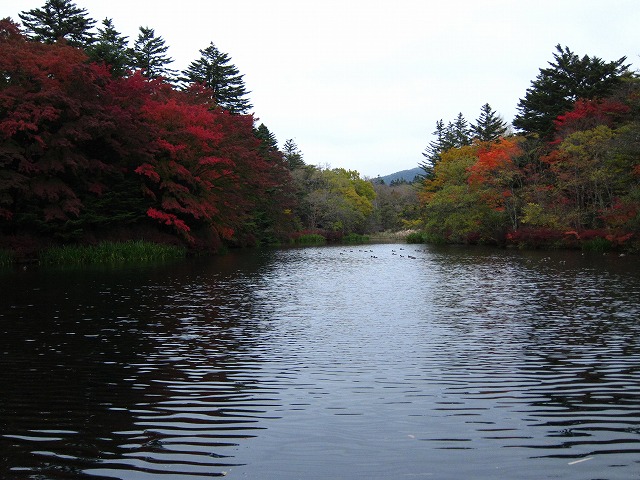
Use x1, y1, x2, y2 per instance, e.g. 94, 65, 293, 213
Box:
513, 44, 630, 138
405, 231, 426, 244
282, 139, 305, 170
19, 0, 96, 47
292, 166, 376, 234
0, 249, 14, 267
342, 233, 369, 243
581, 237, 612, 252
130, 26, 176, 80
39, 240, 185, 265
181, 42, 252, 114
86, 18, 130, 77
471, 103, 508, 141
293, 233, 326, 245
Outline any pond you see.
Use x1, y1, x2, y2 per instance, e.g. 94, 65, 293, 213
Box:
1, 244, 639, 479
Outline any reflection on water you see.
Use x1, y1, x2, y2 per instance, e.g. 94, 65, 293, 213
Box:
1, 245, 639, 479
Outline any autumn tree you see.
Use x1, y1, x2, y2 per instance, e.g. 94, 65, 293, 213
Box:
86, 18, 130, 77
471, 103, 508, 141
0, 20, 153, 237
182, 42, 253, 114
513, 44, 630, 138
130, 26, 176, 80
292, 167, 375, 233
19, 0, 95, 47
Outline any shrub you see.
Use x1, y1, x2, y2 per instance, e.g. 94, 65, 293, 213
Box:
405, 231, 426, 244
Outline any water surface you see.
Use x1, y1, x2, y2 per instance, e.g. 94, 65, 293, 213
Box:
1, 244, 639, 479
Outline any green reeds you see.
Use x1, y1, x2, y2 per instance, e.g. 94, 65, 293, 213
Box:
294, 233, 326, 245
39, 240, 186, 265
0, 249, 14, 267
342, 233, 369, 243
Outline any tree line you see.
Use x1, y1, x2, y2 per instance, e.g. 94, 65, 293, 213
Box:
417, 45, 640, 251
1, 0, 404, 257
2, 0, 638, 255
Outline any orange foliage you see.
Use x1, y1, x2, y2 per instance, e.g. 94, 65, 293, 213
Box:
467, 138, 522, 186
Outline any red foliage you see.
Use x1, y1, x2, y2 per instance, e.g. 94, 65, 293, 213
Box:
468, 138, 521, 186
553, 99, 630, 139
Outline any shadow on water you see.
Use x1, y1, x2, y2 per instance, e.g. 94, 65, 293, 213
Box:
1, 245, 639, 479
0, 252, 280, 479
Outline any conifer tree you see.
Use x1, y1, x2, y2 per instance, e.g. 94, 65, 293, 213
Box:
130, 26, 176, 80
254, 123, 278, 154
513, 44, 630, 138
282, 139, 305, 170
182, 42, 253, 114
19, 0, 96, 47
471, 103, 508, 142
86, 18, 130, 77
420, 114, 471, 179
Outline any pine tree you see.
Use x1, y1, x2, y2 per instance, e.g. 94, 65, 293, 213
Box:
254, 123, 278, 154
130, 26, 176, 80
420, 114, 471, 179
282, 139, 305, 170
420, 119, 447, 179
451, 112, 472, 147
182, 42, 253, 114
513, 44, 630, 138
19, 0, 96, 48
471, 103, 508, 142
86, 18, 130, 77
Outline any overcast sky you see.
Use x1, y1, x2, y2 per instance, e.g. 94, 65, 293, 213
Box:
3, 1, 639, 177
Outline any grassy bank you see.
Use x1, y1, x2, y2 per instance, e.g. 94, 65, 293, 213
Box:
39, 240, 186, 265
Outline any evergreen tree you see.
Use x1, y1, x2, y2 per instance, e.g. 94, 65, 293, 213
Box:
451, 112, 472, 147
420, 119, 447, 179
19, 0, 96, 47
86, 18, 130, 76
471, 103, 508, 142
282, 139, 305, 170
420, 114, 471, 179
254, 123, 278, 154
513, 44, 630, 138
130, 26, 176, 80
182, 42, 253, 114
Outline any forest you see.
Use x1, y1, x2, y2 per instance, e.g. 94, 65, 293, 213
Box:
417, 46, 640, 252
1, 0, 639, 261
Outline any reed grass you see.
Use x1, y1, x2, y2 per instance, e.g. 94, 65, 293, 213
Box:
0, 249, 14, 267
293, 233, 326, 245
342, 233, 370, 243
39, 240, 186, 265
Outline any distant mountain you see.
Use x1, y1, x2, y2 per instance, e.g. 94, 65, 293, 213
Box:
373, 167, 423, 184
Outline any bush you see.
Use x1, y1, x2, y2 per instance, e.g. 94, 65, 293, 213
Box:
405, 231, 426, 244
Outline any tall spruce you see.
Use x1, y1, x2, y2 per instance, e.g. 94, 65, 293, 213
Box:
420, 113, 471, 179
182, 42, 253, 114
130, 26, 176, 80
254, 123, 278, 154
86, 18, 130, 77
282, 139, 305, 170
471, 103, 508, 142
19, 0, 96, 47
513, 44, 630, 138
